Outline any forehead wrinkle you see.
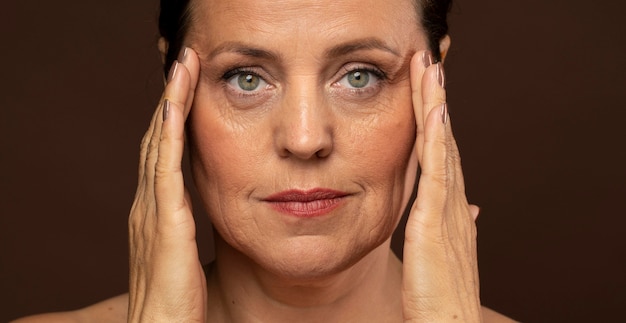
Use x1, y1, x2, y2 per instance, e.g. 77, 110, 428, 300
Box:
189, 0, 424, 66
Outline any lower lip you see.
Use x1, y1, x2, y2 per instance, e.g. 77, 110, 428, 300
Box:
267, 198, 346, 218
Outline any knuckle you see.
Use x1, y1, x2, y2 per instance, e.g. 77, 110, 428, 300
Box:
146, 137, 160, 156
139, 130, 154, 154
154, 162, 175, 182
128, 207, 145, 233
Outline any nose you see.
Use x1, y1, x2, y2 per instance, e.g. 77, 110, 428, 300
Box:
273, 81, 333, 160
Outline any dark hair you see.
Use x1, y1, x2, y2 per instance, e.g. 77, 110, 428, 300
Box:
159, 0, 193, 76
159, 0, 452, 75
420, 0, 453, 62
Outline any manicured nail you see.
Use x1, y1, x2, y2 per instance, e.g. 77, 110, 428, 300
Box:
177, 47, 188, 64
422, 51, 434, 68
163, 100, 170, 121
440, 103, 448, 125
436, 63, 445, 88
167, 61, 179, 83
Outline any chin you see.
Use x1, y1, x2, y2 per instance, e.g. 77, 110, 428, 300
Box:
249, 234, 386, 282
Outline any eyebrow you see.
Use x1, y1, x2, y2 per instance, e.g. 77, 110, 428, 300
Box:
207, 37, 400, 61
324, 37, 401, 58
208, 41, 281, 61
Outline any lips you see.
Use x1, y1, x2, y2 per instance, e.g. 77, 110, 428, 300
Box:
262, 189, 349, 217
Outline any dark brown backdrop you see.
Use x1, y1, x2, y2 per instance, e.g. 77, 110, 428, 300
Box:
2, 1, 625, 322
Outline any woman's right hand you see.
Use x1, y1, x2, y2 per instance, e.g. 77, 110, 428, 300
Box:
127, 47, 205, 322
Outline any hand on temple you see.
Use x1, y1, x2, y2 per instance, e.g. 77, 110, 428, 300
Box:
402, 50, 483, 322
127, 47, 207, 323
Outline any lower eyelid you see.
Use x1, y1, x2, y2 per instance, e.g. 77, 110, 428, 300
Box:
222, 81, 276, 105
332, 82, 382, 100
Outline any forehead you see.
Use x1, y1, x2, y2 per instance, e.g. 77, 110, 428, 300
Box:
187, 0, 424, 54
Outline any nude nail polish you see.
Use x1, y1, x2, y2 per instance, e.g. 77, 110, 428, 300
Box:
436, 63, 445, 88
441, 103, 448, 125
178, 47, 188, 64
167, 61, 179, 83
163, 100, 170, 121
422, 51, 433, 68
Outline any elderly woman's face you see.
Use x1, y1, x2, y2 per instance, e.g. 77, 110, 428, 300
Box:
187, 0, 426, 278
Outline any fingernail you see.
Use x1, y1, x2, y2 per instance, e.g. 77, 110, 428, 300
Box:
440, 103, 448, 125
167, 61, 179, 83
177, 47, 188, 64
163, 100, 170, 121
422, 51, 433, 68
436, 63, 446, 88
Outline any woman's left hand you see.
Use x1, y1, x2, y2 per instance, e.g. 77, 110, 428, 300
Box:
402, 50, 483, 322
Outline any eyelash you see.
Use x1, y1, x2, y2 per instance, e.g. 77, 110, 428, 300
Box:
219, 64, 388, 98
340, 65, 386, 81
222, 67, 261, 82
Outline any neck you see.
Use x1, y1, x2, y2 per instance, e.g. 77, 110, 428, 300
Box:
206, 235, 403, 323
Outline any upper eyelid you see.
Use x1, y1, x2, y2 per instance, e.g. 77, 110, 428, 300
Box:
222, 67, 267, 80
337, 63, 387, 80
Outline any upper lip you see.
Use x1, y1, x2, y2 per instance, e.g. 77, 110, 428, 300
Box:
263, 188, 349, 202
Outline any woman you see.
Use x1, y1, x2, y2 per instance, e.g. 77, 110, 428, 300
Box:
15, 0, 515, 321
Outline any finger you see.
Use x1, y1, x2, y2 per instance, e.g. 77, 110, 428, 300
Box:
468, 204, 480, 221
446, 126, 469, 195
138, 93, 168, 184
154, 61, 198, 233
176, 47, 201, 119
132, 73, 179, 237
141, 61, 186, 195
411, 51, 446, 166
407, 102, 449, 236
422, 62, 446, 123
139, 47, 199, 189
154, 99, 186, 208
410, 50, 431, 163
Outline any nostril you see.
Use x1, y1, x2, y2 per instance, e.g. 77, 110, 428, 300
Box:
280, 133, 334, 160
315, 145, 332, 159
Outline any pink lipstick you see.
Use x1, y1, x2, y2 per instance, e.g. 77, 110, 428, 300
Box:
263, 189, 349, 217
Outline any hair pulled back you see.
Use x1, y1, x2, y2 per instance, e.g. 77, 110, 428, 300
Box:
159, 0, 452, 76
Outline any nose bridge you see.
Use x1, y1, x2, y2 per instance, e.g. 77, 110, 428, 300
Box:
274, 75, 333, 159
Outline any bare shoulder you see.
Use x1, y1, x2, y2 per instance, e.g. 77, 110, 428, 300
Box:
11, 294, 128, 323
12, 295, 516, 323
482, 306, 519, 323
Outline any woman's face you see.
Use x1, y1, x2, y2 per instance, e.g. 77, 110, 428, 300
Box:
187, 0, 426, 278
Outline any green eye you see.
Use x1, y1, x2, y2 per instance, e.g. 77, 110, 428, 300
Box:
237, 73, 261, 91
346, 70, 370, 88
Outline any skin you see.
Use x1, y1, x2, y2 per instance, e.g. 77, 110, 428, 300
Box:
13, 0, 517, 322
189, 0, 418, 283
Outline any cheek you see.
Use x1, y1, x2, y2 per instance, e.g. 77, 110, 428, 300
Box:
345, 85, 416, 234
344, 90, 416, 185
187, 95, 265, 214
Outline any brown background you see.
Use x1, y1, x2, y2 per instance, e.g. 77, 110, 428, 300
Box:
2, 0, 625, 322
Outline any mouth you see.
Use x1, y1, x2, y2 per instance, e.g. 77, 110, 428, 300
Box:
262, 188, 350, 217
